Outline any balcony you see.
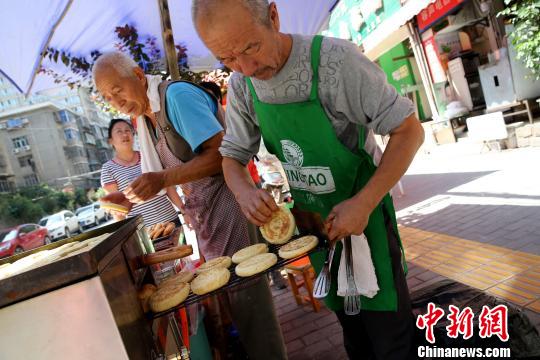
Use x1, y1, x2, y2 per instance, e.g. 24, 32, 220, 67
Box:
12, 145, 31, 155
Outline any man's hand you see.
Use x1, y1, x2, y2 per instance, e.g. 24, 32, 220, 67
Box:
99, 191, 133, 219
236, 188, 279, 226
124, 172, 166, 203
325, 197, 371, 242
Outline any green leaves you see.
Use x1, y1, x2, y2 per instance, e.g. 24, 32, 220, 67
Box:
498, 0, 540, 80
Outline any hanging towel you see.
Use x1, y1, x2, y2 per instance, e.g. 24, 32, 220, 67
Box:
337, 234, 379, 298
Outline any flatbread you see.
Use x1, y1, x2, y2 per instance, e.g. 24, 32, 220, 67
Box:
195, 256, 232, 274
235, 253, 278, 277
138, 284, 157, 313
260, 206, 295, 244
159, 270, 195, 287
232, 243, 269, 264
278, 235, 319, 259
191, 267, 230, 295
100, 202, 129, 214
149, 282, 190, 313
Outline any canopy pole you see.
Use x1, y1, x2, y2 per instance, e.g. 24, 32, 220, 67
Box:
407, 22, 439, 120
157, 0, 180, 80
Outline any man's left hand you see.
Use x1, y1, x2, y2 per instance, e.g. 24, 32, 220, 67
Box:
124, 172, 166, 203
325, 197, 372, 242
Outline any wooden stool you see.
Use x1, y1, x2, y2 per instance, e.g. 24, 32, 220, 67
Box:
284, 257, 320, 312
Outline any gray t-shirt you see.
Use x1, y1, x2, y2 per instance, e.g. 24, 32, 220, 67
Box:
220, 34, 415, 165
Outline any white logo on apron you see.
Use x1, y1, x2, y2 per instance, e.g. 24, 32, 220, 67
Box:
280, 140, 336, 194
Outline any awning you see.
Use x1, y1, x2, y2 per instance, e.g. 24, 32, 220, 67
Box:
0, 0, 339, 95
362, 0, 435, 60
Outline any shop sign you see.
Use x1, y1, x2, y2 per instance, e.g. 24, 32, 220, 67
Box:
421, 30, 447, 84
417, 0, 465, 31
325, 0, 404, 46
392, 65, 410, 81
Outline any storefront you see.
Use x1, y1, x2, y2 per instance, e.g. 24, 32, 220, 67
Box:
324, 0, 538, 145
416, 0, 540, 132
323, 0, 440, 125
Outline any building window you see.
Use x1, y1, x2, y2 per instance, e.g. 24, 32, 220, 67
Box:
58, 110, 72, 124
12, 136, 29, 149
7, 118, 28, 129
18, 155, 33, 168
64, 129, 80, 141
24, 174, 39, 186
85, 133, 96, 145
0, 179, 13, 193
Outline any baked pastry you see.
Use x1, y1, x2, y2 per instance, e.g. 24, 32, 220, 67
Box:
138, 284, 157, 313
231, 243, 269, 264
191, 267, 230, 295
235, 253, 278, 277
159, 270, 195, 287
260, 205, 295, 244
195, 256, 232, 274
100, 202, 129, 214
162, 222, 175, 237
278, 235, 319, 259
149, 282, 190, 313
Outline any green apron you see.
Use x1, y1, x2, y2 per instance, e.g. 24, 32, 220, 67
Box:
246, 35, 407, 312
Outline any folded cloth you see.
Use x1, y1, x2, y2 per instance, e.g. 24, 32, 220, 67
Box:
136, 74, 166, 196
337, 234, 379, 298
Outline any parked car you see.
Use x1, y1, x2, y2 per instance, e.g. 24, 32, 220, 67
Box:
76, 203, 108, 230
38, 210, 80, 241
0, 224, 51, 258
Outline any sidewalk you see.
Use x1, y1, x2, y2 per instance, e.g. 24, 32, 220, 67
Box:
272, 145, 540, 359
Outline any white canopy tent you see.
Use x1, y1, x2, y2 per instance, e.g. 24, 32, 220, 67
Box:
0, 0, 338, 95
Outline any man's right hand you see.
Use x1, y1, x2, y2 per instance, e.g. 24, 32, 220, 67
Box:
236, 188, 279, 226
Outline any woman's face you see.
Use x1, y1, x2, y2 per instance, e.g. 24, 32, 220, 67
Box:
109, 122, 134, 151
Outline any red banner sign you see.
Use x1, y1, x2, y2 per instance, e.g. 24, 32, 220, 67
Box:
417, 0, 465, 31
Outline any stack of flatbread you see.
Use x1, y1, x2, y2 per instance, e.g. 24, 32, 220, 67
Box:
147, 222, 176, 240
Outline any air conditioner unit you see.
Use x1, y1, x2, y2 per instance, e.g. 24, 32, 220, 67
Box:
23, 145, 31, 151
12, 148, 20, 155
0, 123, 6, 129
21, 118, 29, 125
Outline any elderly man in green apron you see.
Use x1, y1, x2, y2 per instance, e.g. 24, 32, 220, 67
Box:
193, 1, 425, 359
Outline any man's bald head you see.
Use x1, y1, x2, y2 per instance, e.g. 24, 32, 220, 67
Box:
192, 0, 271, 31
192, 0, 290, 80
92, 52, 150, 117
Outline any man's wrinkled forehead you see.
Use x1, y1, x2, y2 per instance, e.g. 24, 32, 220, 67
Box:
95, 66, 130, 91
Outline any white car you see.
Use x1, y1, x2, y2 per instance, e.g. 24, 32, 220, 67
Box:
76, 203, 107, 230
39, 210, 80, 241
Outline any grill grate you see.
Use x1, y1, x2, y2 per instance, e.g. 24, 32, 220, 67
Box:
151, 235, 328, 319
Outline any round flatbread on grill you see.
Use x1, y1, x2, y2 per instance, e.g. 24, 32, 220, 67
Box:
149, 282, 190, 313
278, 235, 319, 259
191, 267, 230, 295
138, 284, 157, 313
195, 256, 232, 274
159, 270, 195, 288
260, 206, 296, 244
235, 253, 278, 277
232, 243, 269, 264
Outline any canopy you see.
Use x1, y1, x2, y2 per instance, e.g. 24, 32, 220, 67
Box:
0, 0, 338, 94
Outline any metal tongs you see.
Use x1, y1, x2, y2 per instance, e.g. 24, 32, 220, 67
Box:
343, 236, 361, 315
